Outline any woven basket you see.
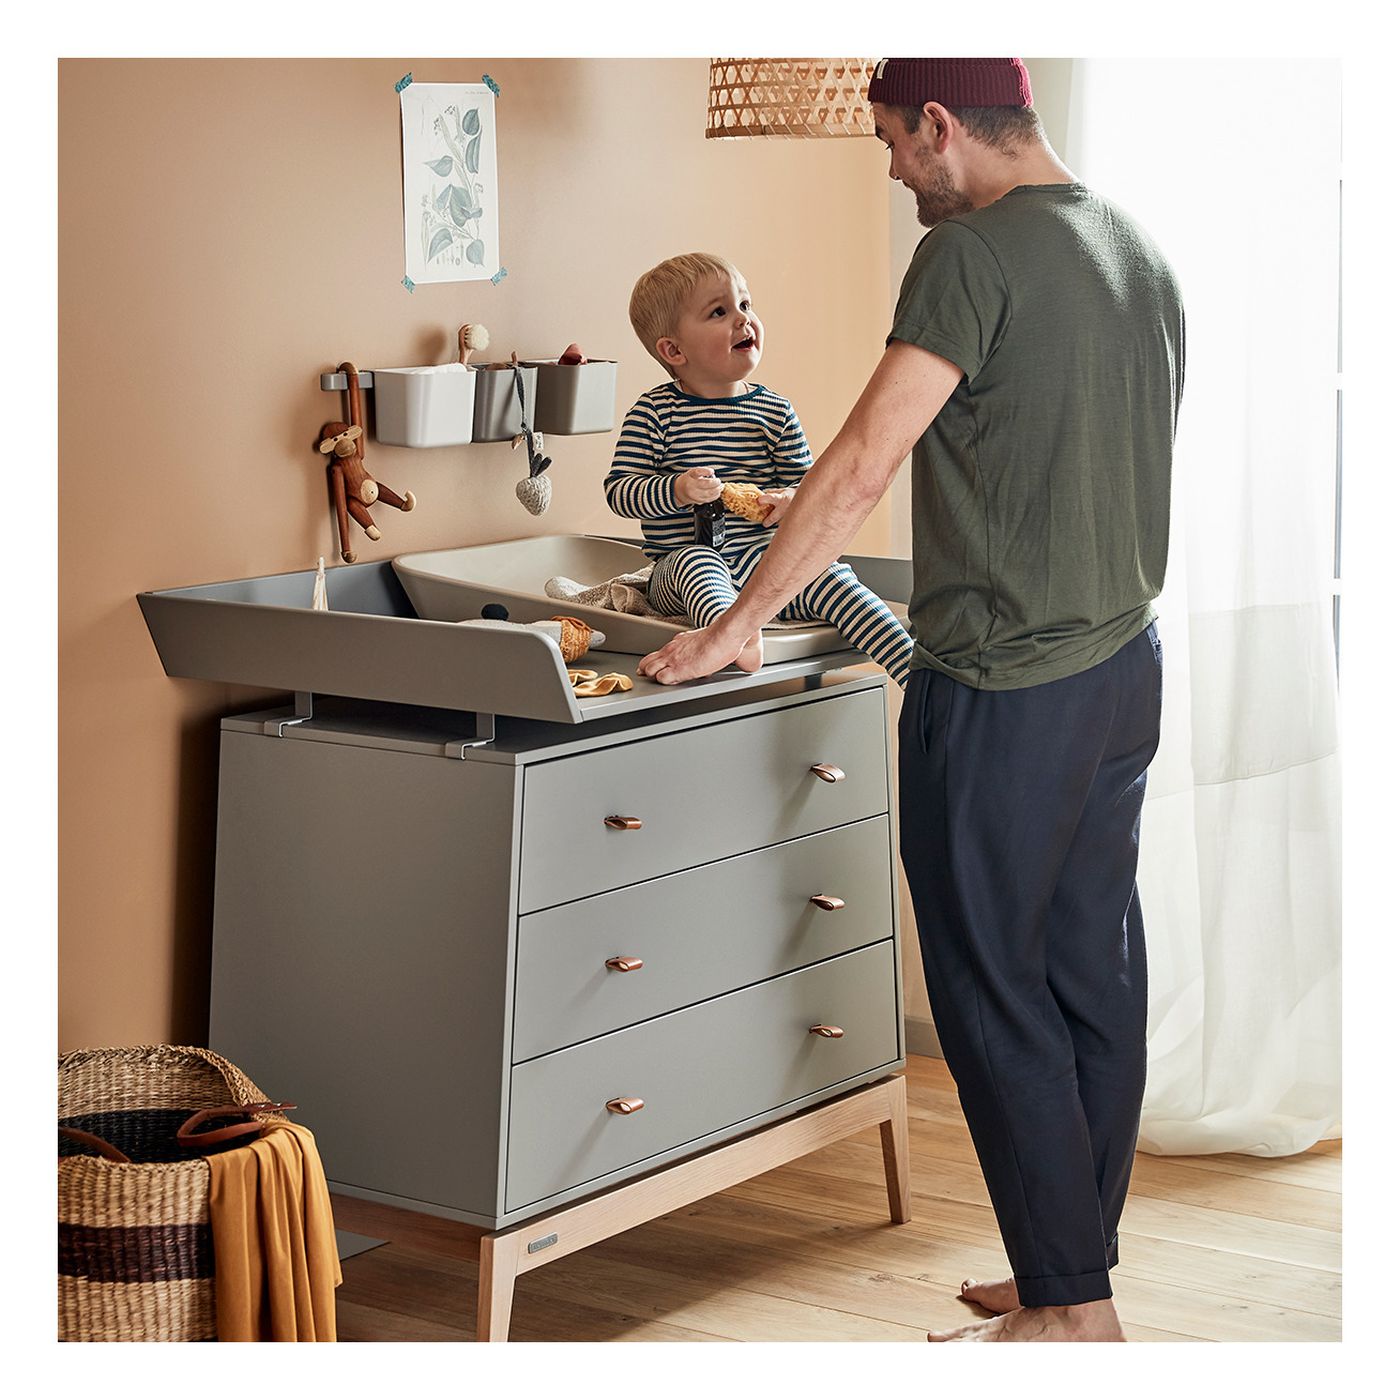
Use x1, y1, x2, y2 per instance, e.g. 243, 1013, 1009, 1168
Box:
58, 1044, 286, 1342
706, 59, 879, 139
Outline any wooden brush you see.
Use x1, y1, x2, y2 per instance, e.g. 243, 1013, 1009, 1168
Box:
458, 323, 491, 366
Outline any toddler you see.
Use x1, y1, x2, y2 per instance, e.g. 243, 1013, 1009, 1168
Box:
605, 252, 912, 685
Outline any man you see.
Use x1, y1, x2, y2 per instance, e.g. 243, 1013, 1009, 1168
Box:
639, 57, 1184, 1343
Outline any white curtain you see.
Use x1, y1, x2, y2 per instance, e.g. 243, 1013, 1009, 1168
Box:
1065, 60, 1343, 1155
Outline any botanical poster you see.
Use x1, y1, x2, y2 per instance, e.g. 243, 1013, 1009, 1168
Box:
400, 82, 499, 284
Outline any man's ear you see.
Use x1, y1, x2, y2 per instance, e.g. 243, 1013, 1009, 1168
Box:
923, 101, 956, 150
656, 337, 686, 369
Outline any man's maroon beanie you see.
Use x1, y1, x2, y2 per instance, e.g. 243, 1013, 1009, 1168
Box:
865, 58, 1033, 109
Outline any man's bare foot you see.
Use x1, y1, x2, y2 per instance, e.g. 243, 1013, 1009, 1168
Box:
928, 1299, 1125, 1343
959, 1277, 1019, 1315
734, 631, 764, 673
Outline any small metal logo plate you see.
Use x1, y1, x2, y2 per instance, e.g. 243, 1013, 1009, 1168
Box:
526, 1232, 559, 1255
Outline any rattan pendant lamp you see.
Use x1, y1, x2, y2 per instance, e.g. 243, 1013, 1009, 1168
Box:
705, 59, 879, 138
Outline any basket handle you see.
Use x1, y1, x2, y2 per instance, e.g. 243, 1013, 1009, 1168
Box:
58, 1125, 132, 1163
176, 1101, 297, 1150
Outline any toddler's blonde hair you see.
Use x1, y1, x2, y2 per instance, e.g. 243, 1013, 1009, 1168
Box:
628, 252, 743, 376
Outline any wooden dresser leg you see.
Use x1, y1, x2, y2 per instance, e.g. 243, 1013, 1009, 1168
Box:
477, 1231, 522, 1341
879, 1076, 912, 1224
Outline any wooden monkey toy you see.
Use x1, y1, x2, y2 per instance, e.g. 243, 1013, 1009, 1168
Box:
318, 362, 416, 563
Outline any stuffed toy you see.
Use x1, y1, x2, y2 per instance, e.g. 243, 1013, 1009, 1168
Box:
508, 352, 553, 515
318, 362, 415, 562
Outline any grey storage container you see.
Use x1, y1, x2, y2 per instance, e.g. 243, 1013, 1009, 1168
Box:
524, 359, 618, 435
473, 364, 537, 442
373, 366, 476, 447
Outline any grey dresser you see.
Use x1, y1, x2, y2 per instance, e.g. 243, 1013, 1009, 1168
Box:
207, 670, 905, 1230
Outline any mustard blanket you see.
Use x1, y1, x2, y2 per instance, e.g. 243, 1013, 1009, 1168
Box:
207, 1120, 342, 1341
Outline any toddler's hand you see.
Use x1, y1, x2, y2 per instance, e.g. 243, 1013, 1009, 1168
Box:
757, 487, 796, 526
675, 467, 723, 506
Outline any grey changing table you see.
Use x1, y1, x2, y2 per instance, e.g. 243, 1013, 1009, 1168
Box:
138, 543, 913, 1340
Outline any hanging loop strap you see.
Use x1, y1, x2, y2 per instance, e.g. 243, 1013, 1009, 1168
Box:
512, 361, 552, 479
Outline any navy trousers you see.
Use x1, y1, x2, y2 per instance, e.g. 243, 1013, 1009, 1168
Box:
898, 624, 1163, 1307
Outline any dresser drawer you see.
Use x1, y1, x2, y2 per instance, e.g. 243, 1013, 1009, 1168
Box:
513, 816, 895, 1062
518, 687, 888, 913
504, 940, 898, 1212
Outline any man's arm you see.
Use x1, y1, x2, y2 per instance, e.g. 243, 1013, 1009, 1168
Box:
638, 341, 964, 683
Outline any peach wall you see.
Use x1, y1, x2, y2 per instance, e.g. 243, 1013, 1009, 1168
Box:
58, 58, 895, 1049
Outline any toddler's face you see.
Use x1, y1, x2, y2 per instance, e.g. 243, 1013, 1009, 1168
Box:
667, 272, 763, 386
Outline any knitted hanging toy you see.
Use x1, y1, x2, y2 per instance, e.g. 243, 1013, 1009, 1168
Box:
510, 352, 553, 515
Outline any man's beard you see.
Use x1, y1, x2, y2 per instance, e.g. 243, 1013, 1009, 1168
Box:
912, 160, 975, 228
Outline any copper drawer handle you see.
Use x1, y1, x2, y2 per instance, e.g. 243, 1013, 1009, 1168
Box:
606, 1097, 645, 1115
809, 894, 846, 912
604, 815, 643, 830
809, 1024, 845, 1039
605, 956, 644, 972
810, 763, 846, 784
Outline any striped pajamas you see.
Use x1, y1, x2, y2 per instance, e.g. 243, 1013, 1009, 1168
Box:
648, 545, 912, 688
606, 381, 913, 687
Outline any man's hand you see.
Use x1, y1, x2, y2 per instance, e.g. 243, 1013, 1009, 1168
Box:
757, 487, 796, 527
674, 467, 722, 506
639, 623, 751, 685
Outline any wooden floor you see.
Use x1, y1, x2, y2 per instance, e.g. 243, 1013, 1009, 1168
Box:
330, 1054, 1342, 1342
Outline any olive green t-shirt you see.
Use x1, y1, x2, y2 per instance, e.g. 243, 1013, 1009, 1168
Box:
890, 182, 1185, 689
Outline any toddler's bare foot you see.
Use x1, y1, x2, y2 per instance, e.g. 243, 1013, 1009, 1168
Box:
959, 1277, 1020, 1315
734, 631, 764, 673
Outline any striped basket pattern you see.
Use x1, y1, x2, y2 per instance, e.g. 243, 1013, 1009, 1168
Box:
58, 1045, 282, 1342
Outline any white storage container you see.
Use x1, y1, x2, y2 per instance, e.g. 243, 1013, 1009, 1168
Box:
373, 365, 476, 448
473, 365, 538, 442
523, 359, 618, 435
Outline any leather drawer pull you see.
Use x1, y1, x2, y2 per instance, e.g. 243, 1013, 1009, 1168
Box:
809, 894, 846, 912
809, 763, 846, 783
808, 1024, 845, 1039
606, 1097, 646, 1115
604, 815, 643, 830
605, 956, 644, 972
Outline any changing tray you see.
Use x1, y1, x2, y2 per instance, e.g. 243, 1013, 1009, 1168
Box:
137, 545, 913, 726
393, 534, 909, 662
